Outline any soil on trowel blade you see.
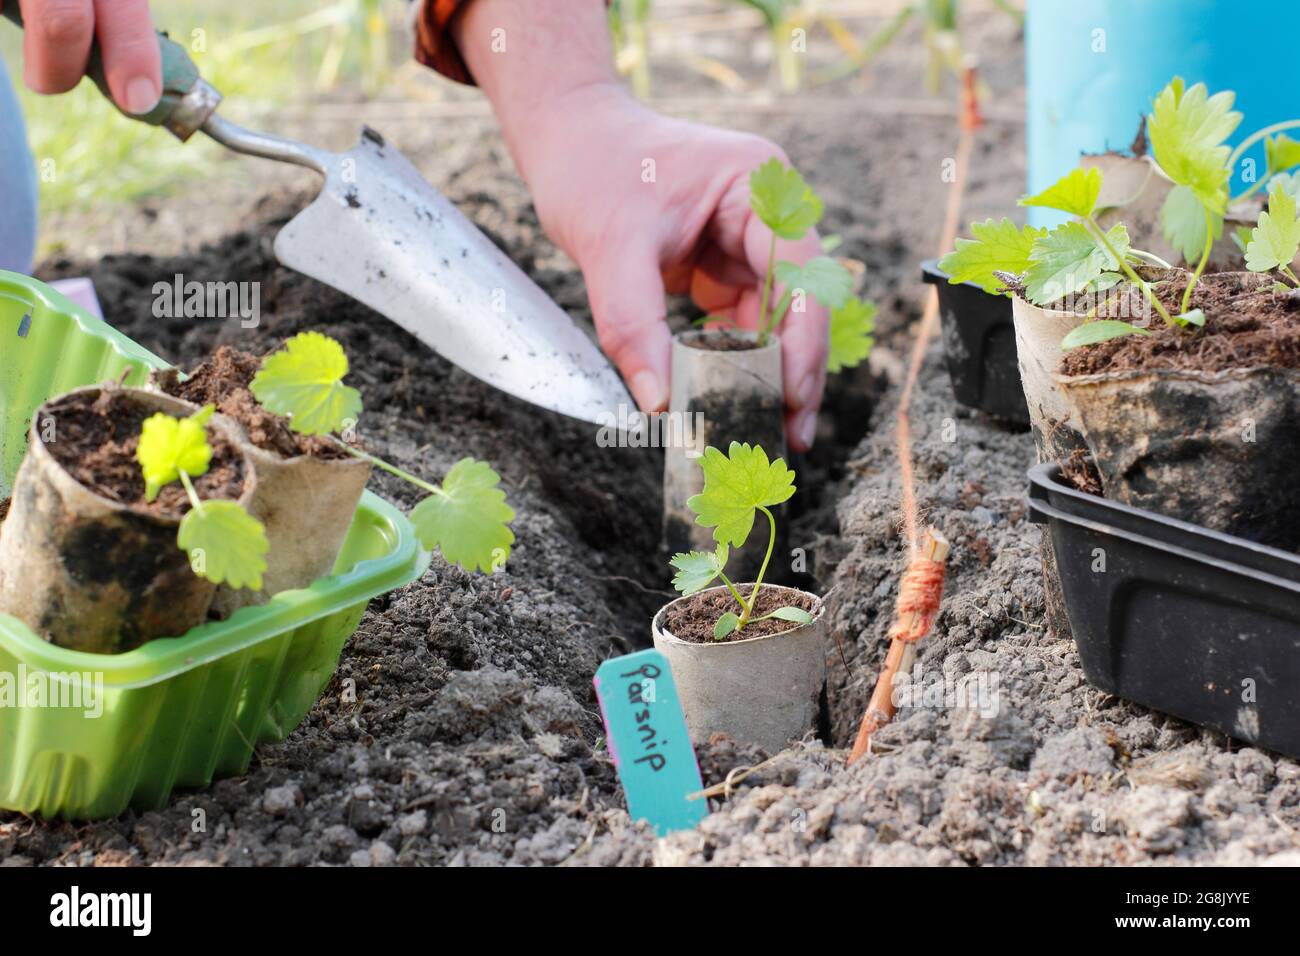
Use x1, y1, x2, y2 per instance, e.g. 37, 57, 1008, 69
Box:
1060, 271, 1300, 376
41, 389, 247, 517
662, 586, 817, 644
156, 346, 348, 460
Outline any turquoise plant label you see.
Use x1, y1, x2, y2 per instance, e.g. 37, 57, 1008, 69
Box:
594, 650, 707, 836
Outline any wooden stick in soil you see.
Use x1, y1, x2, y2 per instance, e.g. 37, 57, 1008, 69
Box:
847, 528, 949, 764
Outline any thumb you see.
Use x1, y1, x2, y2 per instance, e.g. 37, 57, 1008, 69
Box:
584, 244, 673, 413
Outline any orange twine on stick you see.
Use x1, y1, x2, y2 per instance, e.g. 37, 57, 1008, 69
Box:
888, 557, 947, 644
847, 64, 981, 766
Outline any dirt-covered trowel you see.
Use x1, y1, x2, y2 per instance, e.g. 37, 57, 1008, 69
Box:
3, 10, 633, 425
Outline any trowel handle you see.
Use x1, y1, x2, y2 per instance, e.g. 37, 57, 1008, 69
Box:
1, 4, 220, 140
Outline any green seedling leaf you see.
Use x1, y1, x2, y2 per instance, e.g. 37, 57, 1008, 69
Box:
1024, 222, 1128, 305
137, 405, 215, 502
1177, 308, 1206, 328
670, 545, 730, 596
774, 256, 853, 309
713, 612, 740, 641
251, 331, 363, 436
1161, 183, 1224, 264
1018, 167, 1103, 218
409, 457, 516, 573
820, 234, 843, 253
767, 606, 814, 624
749, 158, 823, 240
1245, 184, 1300, 273
1080, 272, 1124, 295
178, 500, 269, 591
1273, 281, 1294, 294
1060, 320, 1152, 350
937, 218, 1045, 294
1271, 171, 1300, 200
1232, 225, 1253, 253
688, 442, 796, 549
1148, 77, 1240, 213
827, 296, 876, 373
1266, 133, 1300, 176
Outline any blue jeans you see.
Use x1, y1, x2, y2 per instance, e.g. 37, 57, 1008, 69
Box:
0, 57, 37, 274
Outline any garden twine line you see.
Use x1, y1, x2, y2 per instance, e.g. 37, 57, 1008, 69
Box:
847, 63, 981, 766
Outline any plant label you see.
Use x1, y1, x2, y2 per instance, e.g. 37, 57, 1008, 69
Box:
594, 649, 707, 835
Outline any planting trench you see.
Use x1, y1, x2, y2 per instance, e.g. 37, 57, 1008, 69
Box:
6, 29, 1300, 863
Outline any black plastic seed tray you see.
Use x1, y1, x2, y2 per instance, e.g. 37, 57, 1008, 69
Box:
922, 259, 1029, 427
1027, 460, 1300, 757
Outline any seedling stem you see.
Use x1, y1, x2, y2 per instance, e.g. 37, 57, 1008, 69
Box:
737, 505, 777, 628
1182, 214, 1216, 314
1083, 216, 1177, 327
178, 470, 203, 515
346, 447, 448, 499
756, 232, 778, 347
1231, 119, 1300, 202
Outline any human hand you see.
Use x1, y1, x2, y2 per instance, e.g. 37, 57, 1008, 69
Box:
511, 84, 829, 452
5, 0, 161, 114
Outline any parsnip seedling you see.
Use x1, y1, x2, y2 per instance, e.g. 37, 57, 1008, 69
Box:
669, 442, 813, 640
939, 166, 1184, 351
1147, 77, 1242, 312
137, 404, 269, 590
747, 158, 872, 363
250, 332, 515, 573
1148, 78, 1300, 308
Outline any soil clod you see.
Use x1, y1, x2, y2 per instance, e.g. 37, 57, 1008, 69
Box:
157, 346, 349, 460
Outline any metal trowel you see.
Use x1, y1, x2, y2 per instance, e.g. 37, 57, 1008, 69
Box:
3, 9, 634, 425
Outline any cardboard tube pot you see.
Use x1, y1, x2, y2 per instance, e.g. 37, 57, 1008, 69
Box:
1011, 295, 1090, 464
1010, 296, 1089, 641
0, 387, 255, 654
210, 432, 372, 617
663, 330, 786, 581
1059, 366, 1300, 550
652, 585, 826, 752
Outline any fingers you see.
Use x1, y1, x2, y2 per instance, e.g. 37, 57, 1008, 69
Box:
92, 0, 160, 114
585, 242, 673, 414
689, 264, 742, 316
779, 274, 830, 453
740, 212, 829, 453
18, 0, 159, 113
20, 0, 95, 94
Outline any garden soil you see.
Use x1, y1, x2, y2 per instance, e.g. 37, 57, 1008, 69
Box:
4, 13, 1298, 866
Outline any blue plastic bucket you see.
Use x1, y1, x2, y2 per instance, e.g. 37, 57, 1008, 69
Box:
1025, 0, 1298, 226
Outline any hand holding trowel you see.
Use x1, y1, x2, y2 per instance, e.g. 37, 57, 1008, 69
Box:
2, 6, 633, 426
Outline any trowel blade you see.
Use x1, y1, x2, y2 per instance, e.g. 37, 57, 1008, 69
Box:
272, 127, 633, 427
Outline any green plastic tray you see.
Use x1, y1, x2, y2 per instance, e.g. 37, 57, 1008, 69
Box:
0, 271, 431, 818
